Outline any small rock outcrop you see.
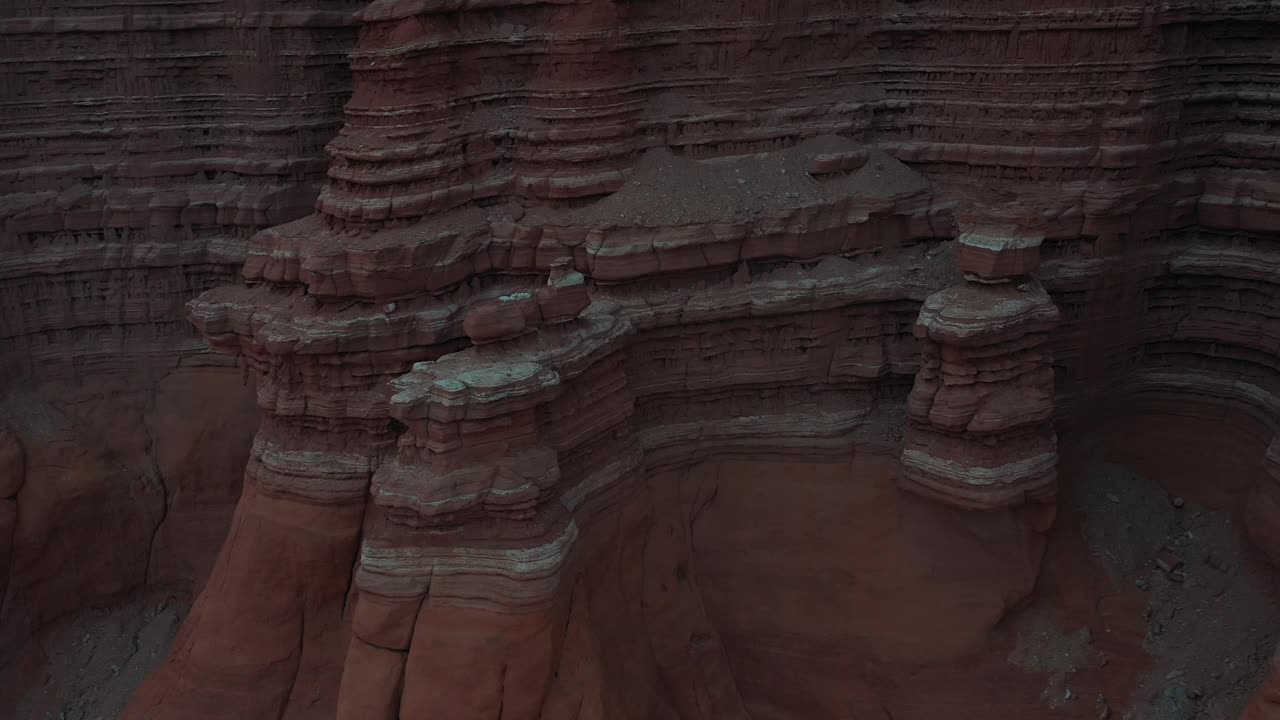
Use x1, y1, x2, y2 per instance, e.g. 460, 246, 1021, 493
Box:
901, 212, 1061, 509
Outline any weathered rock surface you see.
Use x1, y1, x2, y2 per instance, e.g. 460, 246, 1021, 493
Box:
5, 0, 1280, 717
147, 144, 947, 716
136, 0, 1280, 716
0, 0, 362, 673
900, 279, 1061, 508
1, 0, 361, 383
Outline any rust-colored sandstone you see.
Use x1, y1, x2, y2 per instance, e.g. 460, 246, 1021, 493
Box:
3, 0, 1280, 718
0, 0, 362, 663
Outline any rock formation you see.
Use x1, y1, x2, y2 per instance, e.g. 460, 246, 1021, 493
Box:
3, 0, 1280, 717
133, 132, 952, 716
0, 0, 362, 657
900, 270, 1061, 509
124, 0, 1280, 716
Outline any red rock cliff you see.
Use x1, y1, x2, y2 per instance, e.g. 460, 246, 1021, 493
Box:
7, 0, 1280, 718
0, 0, 361, 654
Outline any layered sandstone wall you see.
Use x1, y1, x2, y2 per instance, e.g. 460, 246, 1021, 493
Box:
0, 0, 361, 382
129, 1, 1280, 717
1, 0, 1278, 717
133, 141, 955, 718
0, 0, 362, 653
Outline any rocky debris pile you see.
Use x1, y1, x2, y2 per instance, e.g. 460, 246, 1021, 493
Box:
3, 599, 188, 720
1008, 608, 1102, 711
1075, 463, 1280, 720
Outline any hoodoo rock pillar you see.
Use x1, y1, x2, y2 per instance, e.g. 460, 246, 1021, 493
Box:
900, 216, 1062, 509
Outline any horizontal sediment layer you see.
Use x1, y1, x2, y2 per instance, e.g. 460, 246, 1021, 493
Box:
0, 1, 361, 383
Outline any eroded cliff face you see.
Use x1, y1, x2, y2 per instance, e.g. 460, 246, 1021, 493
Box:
0, 0, 363, 665
6, 0, 1280, 718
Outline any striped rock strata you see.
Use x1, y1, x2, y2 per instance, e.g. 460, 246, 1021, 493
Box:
129, 141, 954, 717
134, 0, 1280, 717
900, 278, 1061, 509
0, 0, 361, 654
1, 0, 1276, 717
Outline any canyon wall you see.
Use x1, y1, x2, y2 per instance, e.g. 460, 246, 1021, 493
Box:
0, 0, 362, 654
2, 0, 1280, 718
126, 1, 1280, 718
